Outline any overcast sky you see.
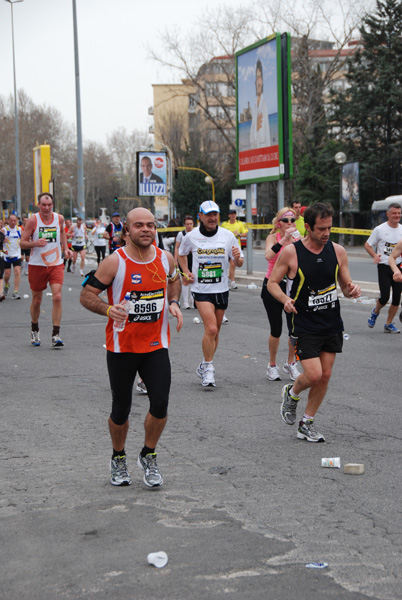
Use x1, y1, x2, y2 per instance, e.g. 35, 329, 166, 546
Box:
0, 0, 373, 147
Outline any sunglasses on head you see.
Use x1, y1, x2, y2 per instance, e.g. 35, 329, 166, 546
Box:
280, 217, 296, 223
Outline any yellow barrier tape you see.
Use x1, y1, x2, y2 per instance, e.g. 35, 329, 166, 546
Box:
157, 225, 373, 236
244, 224, 372, 236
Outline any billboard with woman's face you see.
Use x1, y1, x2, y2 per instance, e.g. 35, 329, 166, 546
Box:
236, 33, 292, 184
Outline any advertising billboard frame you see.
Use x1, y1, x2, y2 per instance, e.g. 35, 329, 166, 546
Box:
136, 151, 168, 198
235, 32, 292, 185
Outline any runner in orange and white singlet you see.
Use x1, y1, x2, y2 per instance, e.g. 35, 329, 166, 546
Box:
80, 207, 182, 488
20, 193, 72, 348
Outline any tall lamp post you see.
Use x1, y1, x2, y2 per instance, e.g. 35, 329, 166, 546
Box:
5, 0, 23, 218
72, 0, 85, 220
335, 151, 347, 245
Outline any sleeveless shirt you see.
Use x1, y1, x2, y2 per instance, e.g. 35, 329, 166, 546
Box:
286, 240, 343, 335
106, 246, 170, 353
29, 213, 63, 267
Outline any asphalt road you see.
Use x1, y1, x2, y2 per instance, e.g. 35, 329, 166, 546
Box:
1, 262, 401, 600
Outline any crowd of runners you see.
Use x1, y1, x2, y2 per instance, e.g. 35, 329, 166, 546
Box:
1, 195, 401, 488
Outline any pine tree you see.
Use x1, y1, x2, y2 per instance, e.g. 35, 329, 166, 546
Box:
331, 0, 402, 206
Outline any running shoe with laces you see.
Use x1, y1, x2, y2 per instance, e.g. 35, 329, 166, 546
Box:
230, 280, 238, 289
137, 452, 163, 487
196, 362, 206, 378
281, 384, 299, 425
31, 331, 41, 347
12, 291, 21, 300
136, 379, 148, 394
384, 322, 400, 334
368, 309, 379, 328
110, 454, 132, 486
222, 314, 229, 323
200, 363, 216, 387
297, 419, 325, 442
267, 364, 281, 381
71, 264, 76, 274
3, 284, 9, 297
52, 334, 64, 347
283, 361, 300, 381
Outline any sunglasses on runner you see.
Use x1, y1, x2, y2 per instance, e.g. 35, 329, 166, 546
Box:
280, 218, 296, 223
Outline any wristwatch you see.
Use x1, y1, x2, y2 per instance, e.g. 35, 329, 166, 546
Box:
169, 300, 181, 308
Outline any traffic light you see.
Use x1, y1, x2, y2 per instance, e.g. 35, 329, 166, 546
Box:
113, 196, 118, 202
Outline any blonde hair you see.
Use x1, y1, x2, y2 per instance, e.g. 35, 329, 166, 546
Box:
272, 207, 296, 232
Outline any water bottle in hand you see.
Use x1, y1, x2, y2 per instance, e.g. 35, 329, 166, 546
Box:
113, 293, 131, 332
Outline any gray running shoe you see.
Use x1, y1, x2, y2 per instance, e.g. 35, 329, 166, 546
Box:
297, 419, 325, 443
31, 331, 41, 347
137, 453, 163, 488
3, 285, 9, 297
281, 384, 299, 425
267, 364, 281, 381
110, 455, 132, 486
12, 291, 21, 299
201, 364, 216, 387
52, 334, 64, 347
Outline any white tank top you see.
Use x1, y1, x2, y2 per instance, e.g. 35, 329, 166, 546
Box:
30, 213, 63, 267
71, 224, 86, 246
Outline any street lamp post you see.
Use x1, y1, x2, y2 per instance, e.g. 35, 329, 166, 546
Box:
5, 0, 23, 218
72, 0, 85, 220
335, 151, 347, 246
177, 167, 215, 202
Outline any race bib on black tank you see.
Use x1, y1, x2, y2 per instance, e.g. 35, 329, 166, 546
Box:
198, 262, 223, 284
308, 283, 338, 311
128, 289, 164, 322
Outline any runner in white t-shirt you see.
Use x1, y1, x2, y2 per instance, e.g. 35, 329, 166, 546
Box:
3, 214, 22, 299
178, 201, 244, 387
364, 202, 402, 333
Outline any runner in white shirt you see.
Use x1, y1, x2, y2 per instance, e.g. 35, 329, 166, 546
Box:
69, 217, 87, 276
3, 214, 22, 299
91, 218, 107, 265
364, 202, 402, 333
178, 201, 244, 387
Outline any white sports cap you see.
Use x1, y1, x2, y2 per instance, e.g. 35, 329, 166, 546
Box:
199, 200, 220, 214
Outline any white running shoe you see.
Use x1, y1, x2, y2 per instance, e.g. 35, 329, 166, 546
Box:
230, 280, 238, 289
283, 361, 300, 381
267, 364, 281, 381
201, 364, 216, 387
222, 314, 229, 323
71, 264, 76, 274
136, 379, 147, 394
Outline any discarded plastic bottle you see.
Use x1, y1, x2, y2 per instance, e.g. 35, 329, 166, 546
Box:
343, 333, 350, 340
113, 293, 131, 333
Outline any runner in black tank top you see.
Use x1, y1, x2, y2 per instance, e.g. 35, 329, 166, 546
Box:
267, 203, 361, 443
288, 240, 344, 336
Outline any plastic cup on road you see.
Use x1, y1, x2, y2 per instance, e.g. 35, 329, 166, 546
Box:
321, 457, 340, 468
147, 551, 168, 568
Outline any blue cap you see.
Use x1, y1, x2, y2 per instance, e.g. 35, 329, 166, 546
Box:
112, 212, 120, 217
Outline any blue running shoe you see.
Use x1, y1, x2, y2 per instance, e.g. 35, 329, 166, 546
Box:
368, 309, 379, 328
384, 322, 400, 334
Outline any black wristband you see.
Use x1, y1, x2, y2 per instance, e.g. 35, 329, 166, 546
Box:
271, 242, 282, 254
169, 300, 180, 308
